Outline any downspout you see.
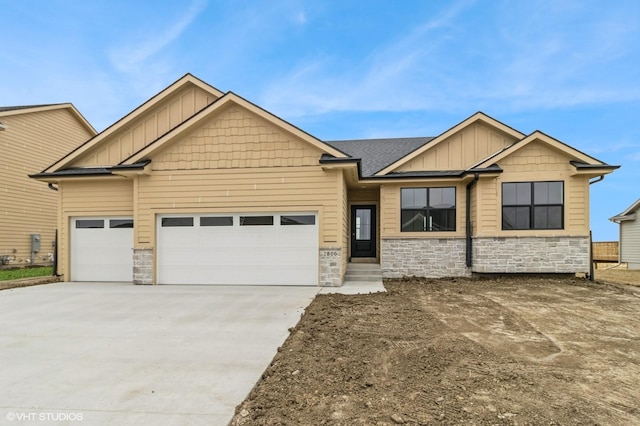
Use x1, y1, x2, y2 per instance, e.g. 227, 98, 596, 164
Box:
466, 173, 480, 268
48, 183, 58, 191
589, 175, 604, 185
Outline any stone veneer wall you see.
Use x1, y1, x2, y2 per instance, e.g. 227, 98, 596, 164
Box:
133, 248, 153, 285
472, 236, 589, 273
319, 247, 343, 287
381, 238, 470, 279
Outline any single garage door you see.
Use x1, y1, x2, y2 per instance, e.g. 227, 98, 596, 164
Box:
157, 213, 318, 285
70, 217, 133, 282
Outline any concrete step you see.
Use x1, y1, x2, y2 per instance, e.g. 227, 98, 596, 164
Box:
349, 257, 378, 264
344, 275, 383, 282
345, 262, 382, 283
346, 268, 382, 276
346, 263, 381, 270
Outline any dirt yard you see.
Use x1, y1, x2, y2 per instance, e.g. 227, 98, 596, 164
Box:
231, 277, 640, 425
595, 266, 640, 287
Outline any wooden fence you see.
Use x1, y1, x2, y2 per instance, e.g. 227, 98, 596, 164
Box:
592, 241, 619, 262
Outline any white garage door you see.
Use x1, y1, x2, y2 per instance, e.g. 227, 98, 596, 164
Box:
157, 213, 318, 285
70, 217, 133, 282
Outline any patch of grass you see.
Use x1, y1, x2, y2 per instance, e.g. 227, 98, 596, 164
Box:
0, 266, 53, 281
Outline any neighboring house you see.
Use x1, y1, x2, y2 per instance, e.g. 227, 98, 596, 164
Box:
30, 74, 618, 285
0, 104, 96, 266
609, 199, 640, 269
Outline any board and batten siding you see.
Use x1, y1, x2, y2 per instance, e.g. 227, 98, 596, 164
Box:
0, 108, 94, 264
620, 219, 640, 268
58, 179, 133, 279
395, 123, 517, 172
70, 84, 217, 167
477, 141, 590, 236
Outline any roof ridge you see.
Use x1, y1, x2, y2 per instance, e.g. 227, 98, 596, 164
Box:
326, 136, 434, 143
0, 103, 67, 112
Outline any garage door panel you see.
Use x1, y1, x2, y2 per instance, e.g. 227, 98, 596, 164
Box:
157, 213, 318, 285
71, 217, 133, 282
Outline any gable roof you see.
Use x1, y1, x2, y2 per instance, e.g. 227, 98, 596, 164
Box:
42, 73, 224, 173
473, 130, 611, 169
0, 103, 96, 135
610, 198, 640, 223
120, 91, 347, 165
325, 137, 434, 177
375, 112, 525, 176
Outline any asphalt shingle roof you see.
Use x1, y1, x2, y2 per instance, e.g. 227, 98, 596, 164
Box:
0, 104, 61, 113
325, 137, 434, 177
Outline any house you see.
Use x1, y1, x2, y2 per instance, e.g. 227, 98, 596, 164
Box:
0, 104, 95, 266
609, 199, 640, 269
30, 74, 618, 285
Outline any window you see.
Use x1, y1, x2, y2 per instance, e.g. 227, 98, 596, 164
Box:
281, 215, 315, 225
161, 217, 194, 227
110, 219, 133, 229
502, 181, 563, 230
240, 216, 274, 226
76, 219, 104, 229
200, 216, 233, 227
401, 187, 456, 232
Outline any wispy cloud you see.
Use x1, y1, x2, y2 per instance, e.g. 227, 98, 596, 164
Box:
259, 0, 640, 118
108, 0, 207, 74
260, 0, 474, 117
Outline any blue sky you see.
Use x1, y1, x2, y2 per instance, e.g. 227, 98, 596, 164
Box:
1, 0, 638, 241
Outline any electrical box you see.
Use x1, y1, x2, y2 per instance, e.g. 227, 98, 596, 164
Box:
31, 234, 41, 253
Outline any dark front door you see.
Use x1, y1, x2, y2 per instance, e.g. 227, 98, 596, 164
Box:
351, 205, 376, 258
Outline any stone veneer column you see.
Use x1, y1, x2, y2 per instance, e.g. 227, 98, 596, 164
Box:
472, 236, 589, 273
319, 247, 343, 287
381, 238, 470, 279
133, 248, 153, 285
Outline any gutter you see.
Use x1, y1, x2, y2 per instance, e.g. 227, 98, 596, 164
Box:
465, 173, 480, 268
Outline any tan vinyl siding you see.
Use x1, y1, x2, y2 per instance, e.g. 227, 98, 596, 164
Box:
380, 182, 466, 238
136, 167, 340, 247
0, 108, 93, 264
381, 184, 398, 237
470, 184, 478, 232
57, 179, 133, 278
348, 189, 380, 203
151, 106, 322, 170
477, 141, 589, 236
70, 84, 216, 167
340, 172, 349, 275
396, 123, 516, 172
620, 219, 640, 266
476, 178, 498, 233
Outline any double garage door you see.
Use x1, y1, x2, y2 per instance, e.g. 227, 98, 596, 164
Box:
157, 213, 319, 285
70, 213, 318, 285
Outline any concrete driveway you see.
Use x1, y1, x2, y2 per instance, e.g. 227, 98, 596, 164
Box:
0, 282, 319, 425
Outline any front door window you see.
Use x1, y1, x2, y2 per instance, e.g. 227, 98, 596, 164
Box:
355, 208, 371, 240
